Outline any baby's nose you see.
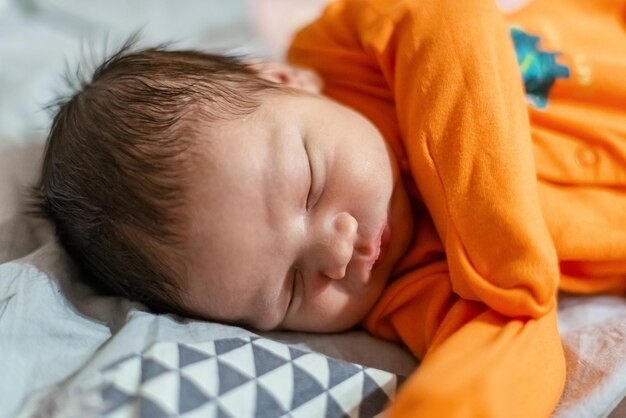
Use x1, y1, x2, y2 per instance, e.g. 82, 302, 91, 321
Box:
318, 212, 357, 280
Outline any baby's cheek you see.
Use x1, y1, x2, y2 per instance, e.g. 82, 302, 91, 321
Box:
305, 292, 375, 332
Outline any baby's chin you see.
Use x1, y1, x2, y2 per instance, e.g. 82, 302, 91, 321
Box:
276, 315, 365, 333
283, 289, 389, 334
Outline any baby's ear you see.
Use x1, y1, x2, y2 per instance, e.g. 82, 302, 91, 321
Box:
247, 61, 323, 94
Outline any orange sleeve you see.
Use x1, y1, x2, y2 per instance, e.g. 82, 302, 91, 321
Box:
360, 214, 565, 417
363, 261, 565, 418
378, 0, 559, 319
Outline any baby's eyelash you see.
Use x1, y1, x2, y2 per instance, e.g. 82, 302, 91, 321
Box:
288, 269, 300, 311
304, 144, 323, 210
305, 150, 314, 210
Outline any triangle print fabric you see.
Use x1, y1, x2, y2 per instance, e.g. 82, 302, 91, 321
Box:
96, 337, 401, 418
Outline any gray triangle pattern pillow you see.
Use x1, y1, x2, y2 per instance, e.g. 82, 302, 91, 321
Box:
96, 337, 402, 417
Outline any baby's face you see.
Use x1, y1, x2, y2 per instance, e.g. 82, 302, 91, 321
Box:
183, 90, 414, 332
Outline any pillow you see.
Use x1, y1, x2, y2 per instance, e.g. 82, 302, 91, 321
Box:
23, 338, 402, 418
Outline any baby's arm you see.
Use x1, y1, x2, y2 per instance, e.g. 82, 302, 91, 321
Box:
290, 0, 564, 416
364, 244, 564, 418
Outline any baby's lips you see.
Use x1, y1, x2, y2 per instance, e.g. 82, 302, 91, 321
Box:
373, 223, 391, 269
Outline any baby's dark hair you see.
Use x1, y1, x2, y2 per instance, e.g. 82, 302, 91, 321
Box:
33, 42, 278, 315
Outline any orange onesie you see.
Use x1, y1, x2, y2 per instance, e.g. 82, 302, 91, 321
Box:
289, 0, 626, 416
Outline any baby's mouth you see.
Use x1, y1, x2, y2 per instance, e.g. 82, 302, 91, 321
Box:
372, 222, 391, 269
359, 221, 391, 273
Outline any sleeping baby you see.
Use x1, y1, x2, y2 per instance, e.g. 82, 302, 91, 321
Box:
34, 0, 626, 417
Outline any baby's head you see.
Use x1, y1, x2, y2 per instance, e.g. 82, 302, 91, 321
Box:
36, 46, 414, 332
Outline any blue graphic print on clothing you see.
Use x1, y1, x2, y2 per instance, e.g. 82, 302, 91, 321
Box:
510, 27, 570, 109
